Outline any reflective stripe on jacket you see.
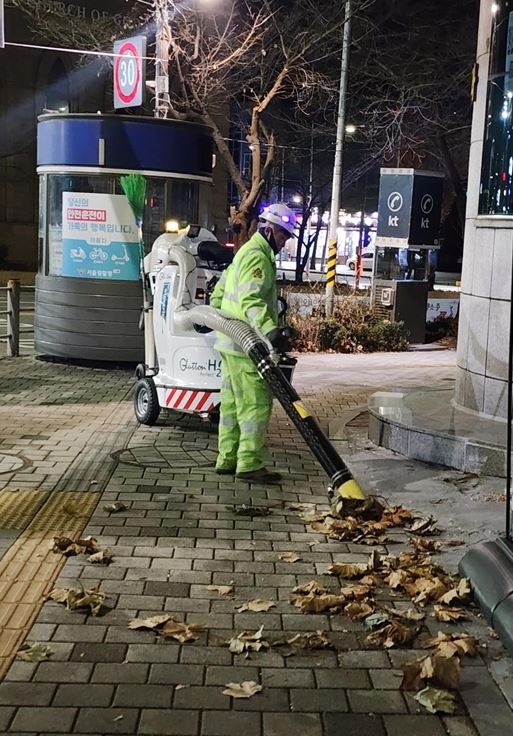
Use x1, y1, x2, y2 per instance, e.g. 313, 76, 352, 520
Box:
210, 231, 278, 355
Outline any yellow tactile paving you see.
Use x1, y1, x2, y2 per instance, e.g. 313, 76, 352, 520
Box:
0, 489, 49, 530
0, 491, 100, 678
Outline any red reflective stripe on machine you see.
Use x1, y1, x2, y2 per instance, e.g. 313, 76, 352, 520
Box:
173, 389, 187, 407
183, 391, 200, 411
194, 392, 211, 412
165, 388, 177, 407
165, 389, 220, 412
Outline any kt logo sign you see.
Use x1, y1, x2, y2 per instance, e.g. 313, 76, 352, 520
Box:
387, 191, 403, 226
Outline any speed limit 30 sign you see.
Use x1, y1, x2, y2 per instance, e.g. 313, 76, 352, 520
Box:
113, 36, 146, 109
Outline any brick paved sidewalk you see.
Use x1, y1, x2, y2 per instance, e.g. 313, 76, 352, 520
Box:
0, 351, 511, 735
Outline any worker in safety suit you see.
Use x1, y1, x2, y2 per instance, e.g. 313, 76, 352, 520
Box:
210, 204, 296, 484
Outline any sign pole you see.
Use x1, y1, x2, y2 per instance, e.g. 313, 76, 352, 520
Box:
0, 0, 5, 50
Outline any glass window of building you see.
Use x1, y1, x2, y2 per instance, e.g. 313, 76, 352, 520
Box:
480, 2, 513, 214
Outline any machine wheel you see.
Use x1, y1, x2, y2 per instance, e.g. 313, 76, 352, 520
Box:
135, 363, 146, 380
134, 378, 160, 425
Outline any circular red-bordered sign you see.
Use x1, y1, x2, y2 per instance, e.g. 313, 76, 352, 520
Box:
114, 41, 141, 105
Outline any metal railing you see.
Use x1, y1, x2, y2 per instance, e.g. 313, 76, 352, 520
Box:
0, 279, 35, 357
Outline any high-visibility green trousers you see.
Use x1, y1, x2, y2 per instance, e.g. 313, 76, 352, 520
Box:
216, 352, 273, 474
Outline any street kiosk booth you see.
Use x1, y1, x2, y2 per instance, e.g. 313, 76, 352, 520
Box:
35, 113, 214, 362
371, 168, 444, 344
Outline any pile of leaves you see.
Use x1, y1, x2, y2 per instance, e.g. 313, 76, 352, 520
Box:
52, 536, 113, 565
287, 498, 482, 713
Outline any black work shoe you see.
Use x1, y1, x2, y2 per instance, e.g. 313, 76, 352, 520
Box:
236, 468, 282, 484
215, 467, 236, 475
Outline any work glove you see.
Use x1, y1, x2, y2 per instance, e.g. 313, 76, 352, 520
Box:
266, 326, 292, 353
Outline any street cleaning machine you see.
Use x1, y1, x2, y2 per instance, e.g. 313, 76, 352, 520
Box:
133, 224, 365, 506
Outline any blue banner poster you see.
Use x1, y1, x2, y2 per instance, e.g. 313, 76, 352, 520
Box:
62, 192, 140, 280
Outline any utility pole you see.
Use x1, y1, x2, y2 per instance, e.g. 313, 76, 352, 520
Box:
307, 122, 315, 274
325, 0, 352, 316
154, 0, 171, 118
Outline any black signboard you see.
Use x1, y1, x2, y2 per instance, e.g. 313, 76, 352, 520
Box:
376, 169, 444, 247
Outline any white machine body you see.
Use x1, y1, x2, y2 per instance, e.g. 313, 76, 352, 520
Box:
142, 226, 231, 417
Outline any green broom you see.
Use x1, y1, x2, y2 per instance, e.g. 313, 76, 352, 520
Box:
120, 174, 153, 360
120, 173, 147, 272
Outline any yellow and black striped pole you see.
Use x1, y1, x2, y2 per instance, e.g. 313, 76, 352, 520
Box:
325, 238, 338, 316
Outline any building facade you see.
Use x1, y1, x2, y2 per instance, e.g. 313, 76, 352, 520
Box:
456, 0, 513, 419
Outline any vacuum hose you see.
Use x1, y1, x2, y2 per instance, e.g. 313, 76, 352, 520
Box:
174, 304, 365, 503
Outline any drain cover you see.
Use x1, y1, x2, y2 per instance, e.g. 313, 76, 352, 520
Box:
111, 444, 218, 469
0, 452, 31, 474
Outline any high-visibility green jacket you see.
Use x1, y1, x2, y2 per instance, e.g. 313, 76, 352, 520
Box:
210, 231, 278, 355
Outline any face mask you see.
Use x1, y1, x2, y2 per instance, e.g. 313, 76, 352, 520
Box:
266, 227, 279, 254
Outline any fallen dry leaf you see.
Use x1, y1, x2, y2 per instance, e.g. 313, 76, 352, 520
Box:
405, 576, 448, 605
128, 613, 204, 642
366, 621, 418, 649
88, 548, 113, 565
52, 536, 100, 557
292, 581, 326, 596
279, 552, 302, 563
432, 605, 468, 622
228, 626, 270, 654
283, 631, 332, 650
410, 516, 439, 536
438, 578, 472, 606
103, 502, 127, 513
310, 521, 333, 535
344, 601, 374, 620
291, 592, 346, 614
445, 540, 465, 547
401, 653, 460, 690
410, 536, 442, 553
423, 632, 478, 658
17, 643, 53, 663
385, 607, 425, 622
368, 550, 381, 570
128, 614, 171, 630
382, 505, 415, 526
340, 584, 372, 600
206, 585, 234, 597
327, 562, 369, 579
160, 619, 206, 643
47, 586, 105, 616
222, 681, 262, 699
386, 569, 411, 590
414, 686, 457, 714
236, 599, 276, 613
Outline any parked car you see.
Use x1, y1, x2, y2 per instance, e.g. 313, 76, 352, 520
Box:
347, 250, 374, 271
